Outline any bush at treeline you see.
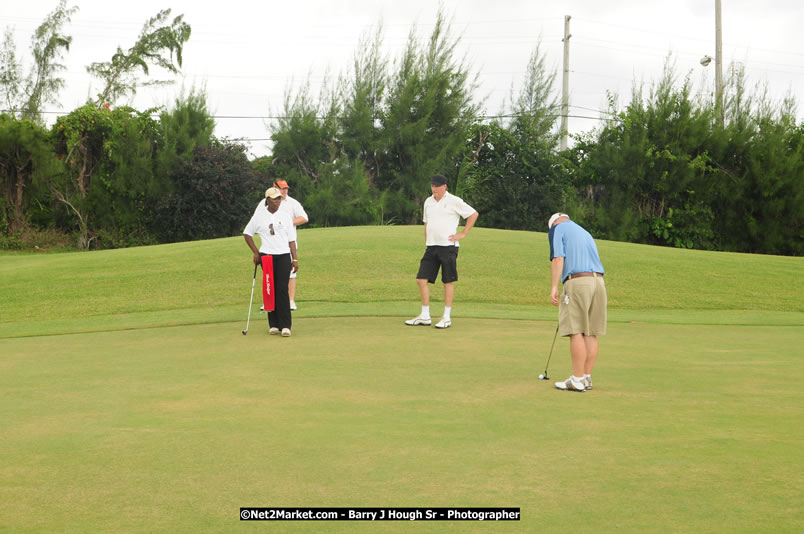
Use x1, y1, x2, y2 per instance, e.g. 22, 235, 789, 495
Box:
1, 12, 801, 255
1, 95, 263, 250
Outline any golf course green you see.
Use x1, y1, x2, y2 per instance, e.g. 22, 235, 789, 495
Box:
1, 226, 802, 532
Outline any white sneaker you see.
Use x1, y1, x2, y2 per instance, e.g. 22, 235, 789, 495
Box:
269, 327, 280, 335
290, 301, 297, 311
281, 328, 291, 337
583, 377, 593, 390
555, 377, 585, 392
405, 315, 432, 326
434, 317, 451, 329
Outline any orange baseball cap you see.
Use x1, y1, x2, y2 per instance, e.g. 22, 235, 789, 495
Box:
274, 179, 289, 189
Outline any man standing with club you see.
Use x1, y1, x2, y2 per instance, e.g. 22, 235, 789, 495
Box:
274, 179, 308, 311
548, 213, 607, 392
406, 174, 478, 329
244, 187, 298, 337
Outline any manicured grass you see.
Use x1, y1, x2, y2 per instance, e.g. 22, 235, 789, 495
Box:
1, 226, 801, 337
1, 226, 802, 532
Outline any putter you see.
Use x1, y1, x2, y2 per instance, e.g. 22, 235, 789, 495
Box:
538, 324, 560, 380
242, 263, 259, 335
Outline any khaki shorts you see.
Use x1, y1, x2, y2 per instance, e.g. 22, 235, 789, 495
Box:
559, 276, 607, 336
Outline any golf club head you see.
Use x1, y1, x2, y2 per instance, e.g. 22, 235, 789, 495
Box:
241, 330, 247, 335
538, 374, 549, 380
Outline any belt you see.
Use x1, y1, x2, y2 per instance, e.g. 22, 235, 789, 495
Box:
566, 272, 603, 281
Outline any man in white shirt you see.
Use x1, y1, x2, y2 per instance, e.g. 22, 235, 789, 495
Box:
274, 179, 309, 310
405, 174, 479, 329
244, 187, 298, 337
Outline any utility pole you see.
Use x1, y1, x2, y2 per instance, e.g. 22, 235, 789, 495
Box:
560, 15, 571, 151
715, 0, 723, 123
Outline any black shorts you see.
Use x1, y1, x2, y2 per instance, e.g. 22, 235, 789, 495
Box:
416, 246, 459, 284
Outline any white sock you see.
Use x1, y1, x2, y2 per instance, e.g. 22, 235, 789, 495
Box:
572, 375, 585, 383
443, 306, 451, 320
421, 305, 430, 319
584, 374, 592, 380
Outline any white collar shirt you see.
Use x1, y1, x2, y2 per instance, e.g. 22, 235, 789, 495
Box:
423, 191, 476, 247
243, 202, 296, 254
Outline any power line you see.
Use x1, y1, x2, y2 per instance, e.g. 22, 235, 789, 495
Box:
2, 108, 618, 123
570, 104, 618, 115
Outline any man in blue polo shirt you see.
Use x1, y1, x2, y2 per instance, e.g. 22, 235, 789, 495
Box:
548, 213, 607, 392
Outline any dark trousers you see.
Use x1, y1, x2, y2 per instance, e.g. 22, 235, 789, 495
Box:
260, 253, 292, 330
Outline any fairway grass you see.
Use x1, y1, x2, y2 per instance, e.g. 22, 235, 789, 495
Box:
1, 226, 802, 532
1, 319, 801, 533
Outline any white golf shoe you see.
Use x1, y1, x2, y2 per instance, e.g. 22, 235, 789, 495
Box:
281, 328, 291, 337
405, 315, 432, 326
434, 317, 451, 329
269, 327, 280, 335
555, 376, 586, 392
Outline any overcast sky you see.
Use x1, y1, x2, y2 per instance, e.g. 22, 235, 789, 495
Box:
4, 0, 803, 158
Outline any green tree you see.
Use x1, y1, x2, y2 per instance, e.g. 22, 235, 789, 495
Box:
154, 140, 258, 243
87, 9, 191, 106
458, 43, 566, 231
0, 0, 77, 123
458, 121, 567, 231
378, 11, 479, 223
0, 114, 62, 234
303, 156, 378, 227
269, 10, 478, 227
569, 59, 717, 249
269, 81, 339, 203
156, 85, 216, 183
707, 72, 803, 254
251, 155, 276, 196
508, 43, 559, 138
50, 104, 162, 249
339, 24, 388, 184
0, 30, 22, 114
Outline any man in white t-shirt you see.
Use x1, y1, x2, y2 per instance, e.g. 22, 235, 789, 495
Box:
274, 179, 309, 310
405, 174, 479, 329
244, 188, 298, 337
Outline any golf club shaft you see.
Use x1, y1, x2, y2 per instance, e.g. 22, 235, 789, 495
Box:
543, 324, 559, 375
243, 263, 258, 333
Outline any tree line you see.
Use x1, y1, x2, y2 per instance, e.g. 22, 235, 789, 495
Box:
267, 14, 802, 255
1, 2, 261, 249
1, 5, 801, 255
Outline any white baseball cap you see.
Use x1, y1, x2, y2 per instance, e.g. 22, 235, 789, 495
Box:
548, 212, 569, 230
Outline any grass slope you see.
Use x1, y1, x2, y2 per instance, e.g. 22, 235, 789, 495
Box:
1, 226, 801, 338
1, 226, 802, 532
